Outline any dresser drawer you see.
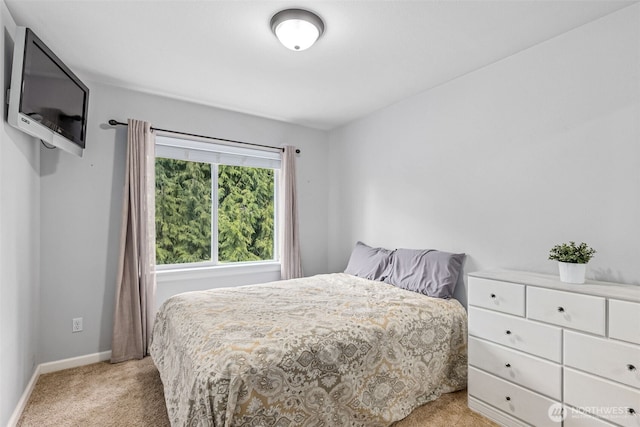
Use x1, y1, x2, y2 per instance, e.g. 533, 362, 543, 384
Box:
527, 286, 605, 335
565, 368, 640, 427
469, 336, 561, 399
468, 276, 525, 316
468, 307, 562, 362
610, 300, 640, 345
565, 331, 640, 389
468, 367, 559, 427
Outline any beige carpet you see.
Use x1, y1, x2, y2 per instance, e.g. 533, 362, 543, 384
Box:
18, 357, 497, 426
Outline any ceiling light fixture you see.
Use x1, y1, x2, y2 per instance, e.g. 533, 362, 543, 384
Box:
270, 9, 324, 51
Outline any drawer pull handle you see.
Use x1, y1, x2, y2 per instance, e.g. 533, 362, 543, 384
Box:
490, 293, 496, 299
629, 408, 636, 415
505, 363, 511, 368
557, 307, 565, 313
505, 396, 511, 401
505, 330, 512, 335
628, 364, 637, 371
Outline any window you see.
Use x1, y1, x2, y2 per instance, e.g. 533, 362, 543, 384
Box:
154, 134, 280, 269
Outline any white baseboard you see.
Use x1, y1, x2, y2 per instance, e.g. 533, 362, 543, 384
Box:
39, 350, 111, 374
7, 350, 112, 426
7, 364, 41, 427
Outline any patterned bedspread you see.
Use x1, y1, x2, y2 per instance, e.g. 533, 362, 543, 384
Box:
150, 273, 468, 427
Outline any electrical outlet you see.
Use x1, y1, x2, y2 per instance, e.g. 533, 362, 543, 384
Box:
72, 317, 83, 333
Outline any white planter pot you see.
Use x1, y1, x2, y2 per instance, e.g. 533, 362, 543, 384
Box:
558, 262, 586, 284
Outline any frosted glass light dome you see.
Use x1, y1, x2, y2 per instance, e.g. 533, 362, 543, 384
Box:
271, 9, 324, 51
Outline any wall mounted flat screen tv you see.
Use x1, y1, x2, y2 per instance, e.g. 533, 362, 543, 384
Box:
8, 27, 89, 157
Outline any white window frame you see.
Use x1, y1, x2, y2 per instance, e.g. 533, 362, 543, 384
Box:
153, 132, 281, 275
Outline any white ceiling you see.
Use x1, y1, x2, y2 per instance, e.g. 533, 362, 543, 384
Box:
5, 0, 636, 130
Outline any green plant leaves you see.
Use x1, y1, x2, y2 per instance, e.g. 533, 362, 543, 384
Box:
548, 241, 596, 264
218, 165, 274, 263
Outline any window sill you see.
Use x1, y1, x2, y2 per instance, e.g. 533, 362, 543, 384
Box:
156, 261, 281, 284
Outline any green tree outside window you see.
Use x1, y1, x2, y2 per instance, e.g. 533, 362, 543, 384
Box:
155, 158, 274, 265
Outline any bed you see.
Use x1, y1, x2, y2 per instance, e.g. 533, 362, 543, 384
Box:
150, 271, 468, 427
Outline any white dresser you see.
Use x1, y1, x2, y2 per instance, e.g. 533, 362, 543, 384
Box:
467, 270, 640, 427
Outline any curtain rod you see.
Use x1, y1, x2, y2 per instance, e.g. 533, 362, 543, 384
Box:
107, 120, 300, 154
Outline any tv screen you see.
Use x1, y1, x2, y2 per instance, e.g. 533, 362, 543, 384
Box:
8, 27, 89, 157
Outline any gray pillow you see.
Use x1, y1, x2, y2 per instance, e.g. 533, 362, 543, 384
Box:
383, 248, 465, 298
344, 241, 394, 281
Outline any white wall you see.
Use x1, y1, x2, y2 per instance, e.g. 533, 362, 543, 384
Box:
39, 82, 329, 363
0, 3, 41, 425
328, 4, 640, 306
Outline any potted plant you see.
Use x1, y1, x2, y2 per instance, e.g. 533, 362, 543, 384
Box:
548, 241, 596, 284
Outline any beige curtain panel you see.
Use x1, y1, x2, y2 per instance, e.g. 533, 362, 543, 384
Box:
280, 145, 303, 280
111, 119, 156, 363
